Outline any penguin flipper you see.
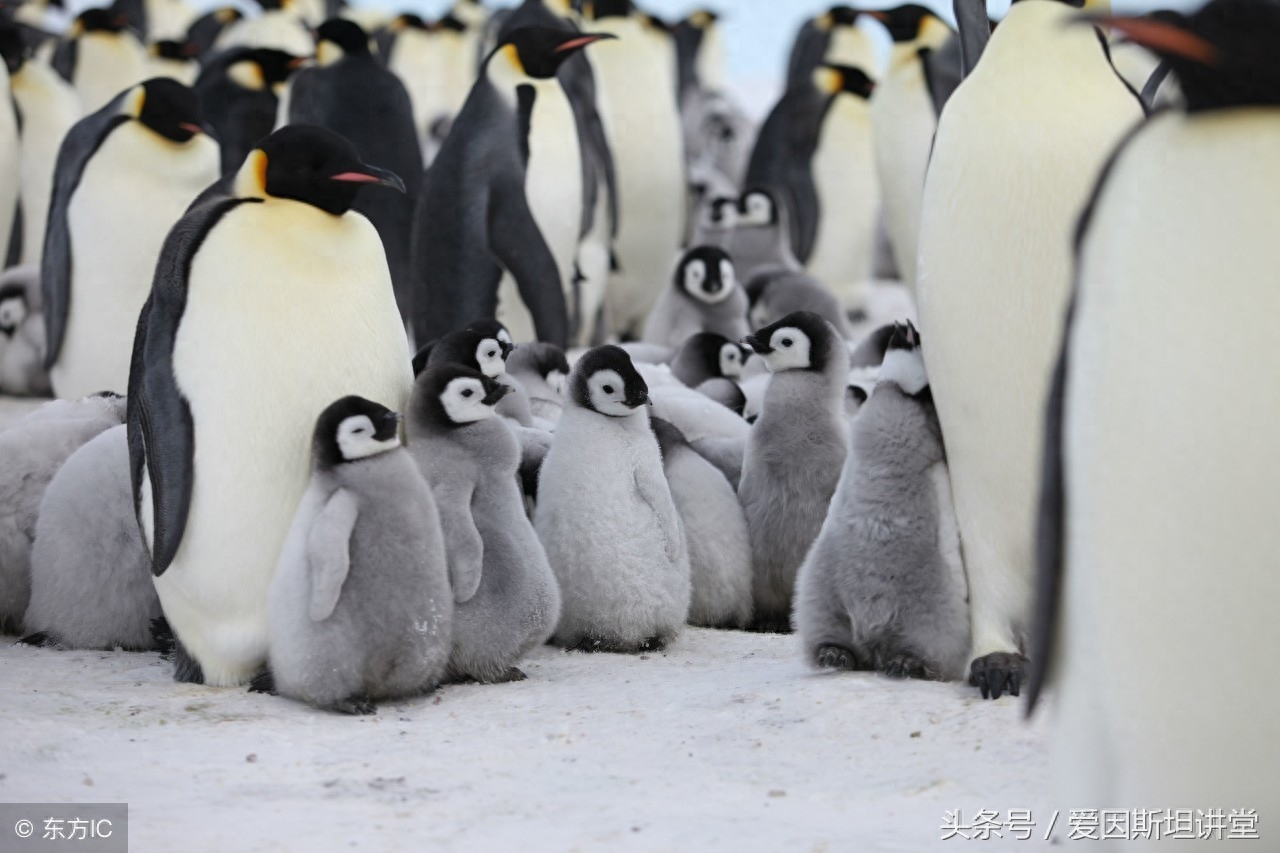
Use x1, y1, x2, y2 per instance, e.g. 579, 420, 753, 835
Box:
42, 98, 132, 369
920, 39, 963, 119
785, 21, 826, 91
952, 0, 991, 77
489, 183, 569, 347
306, 488, 359, 622
432, 478, 482, 604
50, 38, 76, 82
633, 467, 681, 564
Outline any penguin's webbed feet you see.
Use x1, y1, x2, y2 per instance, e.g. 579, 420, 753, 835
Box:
881, 653, 931, 681
815, 644, 858, 671
968, 652, 1028, 700
248, 669, 276, 695
329, 696, 377, 715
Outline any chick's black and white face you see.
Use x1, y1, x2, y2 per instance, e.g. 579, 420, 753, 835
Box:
337, 414, 400, 461
681, 255, 736, 304
441, 376, 496, 424
587, 369, 638, 417
0, 294, 27, 336
739, 192, 776, 228
474, 338, 507, 378
719, 342, 745, 378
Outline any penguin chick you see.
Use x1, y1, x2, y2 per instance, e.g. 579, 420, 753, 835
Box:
535, 345, 691, 652
641, 246, 750, 348
269, 396, 453, 715
794, 321, 969, 679
688, 194, 737, 250
739, 311, 848, 632
407, 364, 561, 683
746, 269, 852, 340
0, 395, 126, 634
505, 341, 569, 423
669, 331, 751, 387
727, 187, 802, 283
0, 278, 31, 378
695, 377, 747, 418
651, 417, 752, 629
23, 426, 159, 651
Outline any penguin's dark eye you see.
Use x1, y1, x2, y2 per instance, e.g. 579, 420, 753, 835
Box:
781, 338, 793, 347
487, 351, 497, 359
603, 384, 615, 395
462, 389, 474, 398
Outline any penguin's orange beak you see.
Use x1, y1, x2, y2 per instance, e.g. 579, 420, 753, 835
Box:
179, 122, 204, 135
554, 33, 616, 53
330, 167, 407, 193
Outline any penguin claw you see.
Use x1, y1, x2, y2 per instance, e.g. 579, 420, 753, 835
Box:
330, 696, 377, 716
968, 652, 1028, 700
882, 654, 928, 680
815, 644, 857, 671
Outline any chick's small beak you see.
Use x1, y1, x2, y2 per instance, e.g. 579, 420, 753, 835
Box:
483, 384, 511, 406
742, 334, 772, 355
375, 411, 401, 440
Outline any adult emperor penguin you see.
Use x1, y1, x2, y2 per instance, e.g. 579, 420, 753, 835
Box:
1030, 0, 1280, 816
786, 6, 878, 93
410, 26, 614, 348
0, 24, 61, 267
128, 126, 413, 686
195, 46, 301, 175
215, 0, 313, 57
146, 39, 200, 85
584, 1, 685, 339
867, 4, 952, 292
186, 7, 242, 56
287, 18, 423, 323
52, 9, 149, 113
915, 0, 1143, 699
379, 14, 472, 162
44, 78, 220, 400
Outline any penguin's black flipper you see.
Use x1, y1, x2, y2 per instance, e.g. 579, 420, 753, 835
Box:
42, 91, 132, 368
785, 20, 828, 92
50, 37, 76, 82
128, 196, 253, 577
489, 182, 570, 348
953, 0, 991, 77
920, 37, 964, 119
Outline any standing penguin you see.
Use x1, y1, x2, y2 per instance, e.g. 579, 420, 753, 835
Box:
286, 19, 423, 323
269, 396, 452, 714
641, 246, 749, 350
194, 46, 301, 175
786, 6, 878, 93
418, 322, 544, 431
146, 39, 200, 84
128, 126, 413, 687
410, 26, 614, 348
44, 78, 220, 400
915, 0, 1143, 699
52, 9, 150, 113
1031, 0, 1280, 815
408, 364, 562, 683
867, 4, 952, 292
535, 345, 691, 651
215, 0, 313, 57
739, 311, 848, 632
794, 322, 968, 680
379, 14, 472, 162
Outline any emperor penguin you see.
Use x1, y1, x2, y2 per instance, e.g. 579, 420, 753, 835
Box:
641, 246, 749, 349
651, 416, 752, 630
407, 364, 562, 683
534, 345, 692, 652
215, 0, 314, 57
286, 18, 423, 323
728, 187, 803, 284
52, 9, 150, 113
915, 0, 1143, 699
186, 7, 242, 56
419, 322, 545, 431
739, 311, 848, 632
0, 393, 126, 635
44, 78, 220, 400
269, 396, 452, 714
668, 332, 751, 389
22, 425, 160, 651
194, 47, 301, 175
380, 14, 472, 162
505, 341, 569, 423
787, 6, 878, 93
583, 1, 686, 339
146, 39, 200, 85
867, 4, 953, 293
410, 26, 614, 348
794, 322, 969, 680
1029, 0, 1280, 818
746, 270, 851, 341
688, 194, 737, 250
0, 267, 51, 397
128, 126, 413, 687
113, 0, 199, 42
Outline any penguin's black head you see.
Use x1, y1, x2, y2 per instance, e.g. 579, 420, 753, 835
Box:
814, 63, 876, 99
130, 78, 206, 144
571, 345, 650, 417
413, 364, 509, 430
867, 4, 937, 42
677, 246, 737, 304
682, 9, 719, 29
1088, 0, 1280, 112
245, 125, 406, 215
737, 187, 780, 227
224, 47, 304, 91
465, 319, 515, 356
677, 332, 750, 380
316, 18, 370, 63
507, 341, 569, 392
591, 0, 633, 19
256, 0, 288, 12
313, 395, 402, 469
494, 26, 617, 79
75, 8, 130, 34
0, 22, 29, 74
392, 13, 429, 31
0, 283, 28, 337
150, 40, 198, 61
742, 311, 839, 374
434, 14, 468, 33
822, 5, 862, 28
704, 195, 738, 228
422, 326, 511, 379
878, 319, 929, 397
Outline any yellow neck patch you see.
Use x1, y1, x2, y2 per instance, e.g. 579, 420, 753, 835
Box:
813, 67, 843, 95
122, 85, 146, 119
235, 149, 270, 199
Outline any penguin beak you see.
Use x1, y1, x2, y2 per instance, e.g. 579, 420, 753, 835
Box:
554, 33, 616, 54
742, 334, 772, 355
483, 383, 511, 406
179, 122, 204, 136
1076, 14, 1218, 64
374, 411, 401, 441
330, 166, 407, 193
499, 341, 516, 359
625, 387, 650, 409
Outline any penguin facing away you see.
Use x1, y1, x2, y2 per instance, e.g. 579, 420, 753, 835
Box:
535, 345, 691, 652
1030, 0, 1280, 813
504, 341, 569, 423
738, 311, 848, 632
795, 322, 969, 680
407, 364, 562, 683
641, 245, 749, 349
915, 0, 1143, 699
44, 77, 220, 400
52, 9, 150, 114
269, 396, 453, 714
195, 46, 302, 175
128, 125, 413, 687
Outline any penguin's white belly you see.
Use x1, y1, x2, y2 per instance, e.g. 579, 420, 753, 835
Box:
390, 33, 468, 153
73, 35, 148, 114
53, 130, 218, 400
216, 12, 314, 56
13, 65, 81, 267
915, 4, 1140, 659
497, 83, 582, 343
1058, 112, 1280, 810
159, 202, 412, 686
145, 0, 198, 40
806, 97, 878, 308
871, 60, 935, 292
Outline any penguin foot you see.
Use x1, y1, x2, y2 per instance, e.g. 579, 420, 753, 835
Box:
16, 631, 51, 647
968, 652, 1028, 700
171, 641, 205, 685
248, 670, 276, 695
815, 644, 858, 671
150, 617, 176, 657
638, 636, 666, 652
881, 653, 930, 680
492, 667, 527, 684
330, 696, 377, 716
747, 617, 793, 634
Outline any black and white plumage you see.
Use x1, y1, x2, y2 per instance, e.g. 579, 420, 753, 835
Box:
195, 46, 301, 175
641, 246, 749, 349
504, 341, 569, 423
52, 9, 149, 114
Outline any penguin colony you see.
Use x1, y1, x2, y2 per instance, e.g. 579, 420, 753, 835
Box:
0, 0, 1271, 813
